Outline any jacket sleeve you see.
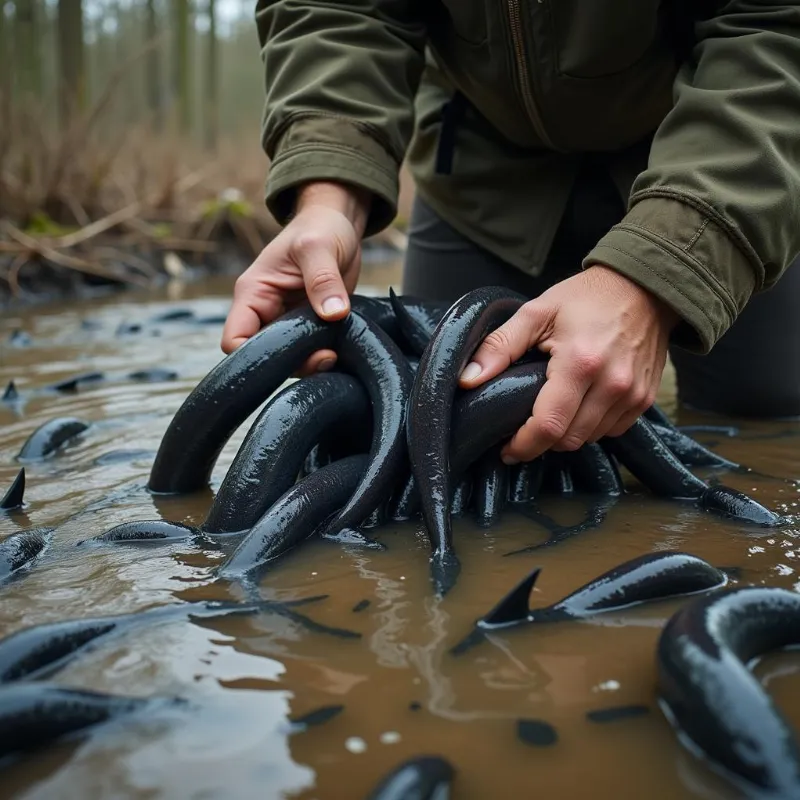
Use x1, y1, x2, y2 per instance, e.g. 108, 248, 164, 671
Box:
584, 1, 800, 353
256, 0, 427, 237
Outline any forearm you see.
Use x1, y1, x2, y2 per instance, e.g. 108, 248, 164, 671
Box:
256, 0, 427, 236
585, 1, 800, 353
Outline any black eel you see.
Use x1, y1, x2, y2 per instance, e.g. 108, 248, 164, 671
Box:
474, 447, 509, 528
657, 586, 800, 798
0, 683, 182, 759
148, 306, 411, 538
451, 551, 728, 655
216, 454, 370, 579
388, 287, 451, 357
407, 286, 529, 593
364, 756, 455, 800
0, 528, 53, 582
0, 469, 25, 511
202, 372, 371, 534
565, 444, 623, 496
16, 417, 90, 461
77, 520, 200, 545
651, 422, 741, 470
0, 597, 336, 684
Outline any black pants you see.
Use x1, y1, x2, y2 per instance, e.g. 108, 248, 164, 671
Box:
402, 169, 800, 419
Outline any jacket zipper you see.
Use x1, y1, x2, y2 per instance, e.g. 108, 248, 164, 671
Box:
506, 0, 556, 150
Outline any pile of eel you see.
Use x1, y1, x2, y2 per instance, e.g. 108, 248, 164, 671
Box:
135, 287, 780, 596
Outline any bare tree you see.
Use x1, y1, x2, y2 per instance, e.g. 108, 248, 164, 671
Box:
57, 0, 86, 126
204, 0, 218, 151
172, 0, 192, 134
13, 0, 41, 103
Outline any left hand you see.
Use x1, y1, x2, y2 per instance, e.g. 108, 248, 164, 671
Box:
458, 265, 680, 464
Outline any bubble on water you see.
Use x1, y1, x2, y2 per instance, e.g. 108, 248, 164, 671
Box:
380, 731, 401, 745
592, 680, 620, 693
345, 737, 367, 754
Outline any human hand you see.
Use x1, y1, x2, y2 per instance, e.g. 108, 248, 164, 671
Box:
221, 181, 371, 374
458, 265, 680, 464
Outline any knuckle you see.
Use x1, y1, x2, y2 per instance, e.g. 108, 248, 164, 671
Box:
572, 349, 603, 378
629, 386, 651, 411
307, 270, 341, 294
605, 370, 634, 397
292, 231, 327, 256
535, 414, 568, 443
559, 434, 585, 452
483, 328, 513, 356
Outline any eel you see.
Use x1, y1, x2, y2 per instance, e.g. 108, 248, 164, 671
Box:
541, 452, 576, 496
148, 305, 337, 493
77, 520, 200, 545
451, 551, 728, 655
0, 683, 180, 759
657, 586, 800, 798
450, 476, 473, 518
0, 597, 334, 684
46, 372, 105, 393
148, 306, 411, 538
388, 287, 451, 357
1, 381, 19, 402
407, 286, 528, 595
642, 402, 674, 428
0, 469, 25, 511
701, 485, 783, 527
16, 417, 90, 461
202, 372, 371, 535
128, 368, 179, 382
364, 756, 455, 800
0, 528, 53, 582
349, 295, 405, 349
216, 454, 370, 579
150, 308, 194, 322
508, 460, 545, 504
474, 447, 508, 528
651, 423, 741, 470
565, 443, 623, 496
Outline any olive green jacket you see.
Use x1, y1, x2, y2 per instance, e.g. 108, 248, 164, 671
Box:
256, 0, 800, 353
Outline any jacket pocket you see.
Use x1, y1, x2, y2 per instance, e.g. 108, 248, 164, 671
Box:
547, 0, 660, 79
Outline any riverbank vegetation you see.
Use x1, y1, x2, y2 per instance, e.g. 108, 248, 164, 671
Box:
0, 0, 409, 306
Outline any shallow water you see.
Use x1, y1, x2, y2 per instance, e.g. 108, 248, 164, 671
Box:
1, 265, 799, 799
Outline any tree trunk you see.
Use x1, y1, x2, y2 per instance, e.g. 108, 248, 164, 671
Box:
57, 0, 85, 127
0, 3, 9, 104
172, 0, 192, 135
145, 0, 163, 129
204, 0, 218, 151
13, 0, 41, 104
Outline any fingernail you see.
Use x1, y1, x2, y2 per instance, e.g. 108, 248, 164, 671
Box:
461, 362, 482, 382
317, 358, 335, 372
501, 454, 520, 466
322, 297, 346, 317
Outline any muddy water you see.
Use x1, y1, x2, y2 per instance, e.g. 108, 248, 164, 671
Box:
1, 264, 799, 800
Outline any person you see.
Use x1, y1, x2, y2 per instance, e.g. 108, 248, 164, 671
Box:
222, 0, 800, 467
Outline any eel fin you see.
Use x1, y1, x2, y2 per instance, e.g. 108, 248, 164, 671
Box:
480, 567, 541, 627
2, 381, 18, 402
0, 468, 25, 510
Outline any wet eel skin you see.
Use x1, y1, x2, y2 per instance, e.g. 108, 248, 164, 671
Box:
0, 683, 183, 759
657, 586, 800, 798
407, 286, 528, 594
202, 372, 370, 534
148, 307, 411, 539
0, 528, 54, 583
16, 417, 90, 461
388, 288, 451, 357
364, 756, 455, 800
451, 551, 728, 655
77, 520, 200, 545
216, 454, 370, 579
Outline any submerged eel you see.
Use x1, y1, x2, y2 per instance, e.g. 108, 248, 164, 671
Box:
0, 528, 54, 583
202, 373, 371, 534
365, 756, 456, 800
657, 586, 800, 798
148, 306, 411, 537
451, 551, 728, 655
16, 417, 90, 461
407, 287, 528, 595
0, 683, 183, 759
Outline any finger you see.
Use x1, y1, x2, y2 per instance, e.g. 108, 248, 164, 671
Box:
294, 235, 351, 321
221, 278, 284, 354
292, 349, 339, 378
459, 300, 553, 389
604, 385, 658, 439
501, 367, 591, 463
552, 366, 636, 451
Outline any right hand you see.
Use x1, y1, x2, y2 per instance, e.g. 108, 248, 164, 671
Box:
221, 181, 371, 375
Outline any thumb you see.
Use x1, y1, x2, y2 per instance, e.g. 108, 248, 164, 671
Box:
295, 235, 351, 321
459, 299, 554, 388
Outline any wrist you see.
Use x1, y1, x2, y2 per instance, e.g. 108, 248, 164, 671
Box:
295, 181, 371, 237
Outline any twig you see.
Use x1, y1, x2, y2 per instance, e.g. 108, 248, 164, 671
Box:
52, 202, 142, 248
6, 253, 28, 296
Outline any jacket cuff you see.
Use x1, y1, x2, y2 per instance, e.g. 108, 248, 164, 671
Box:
265, 115, 399, 237
582, 196, 757, 354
